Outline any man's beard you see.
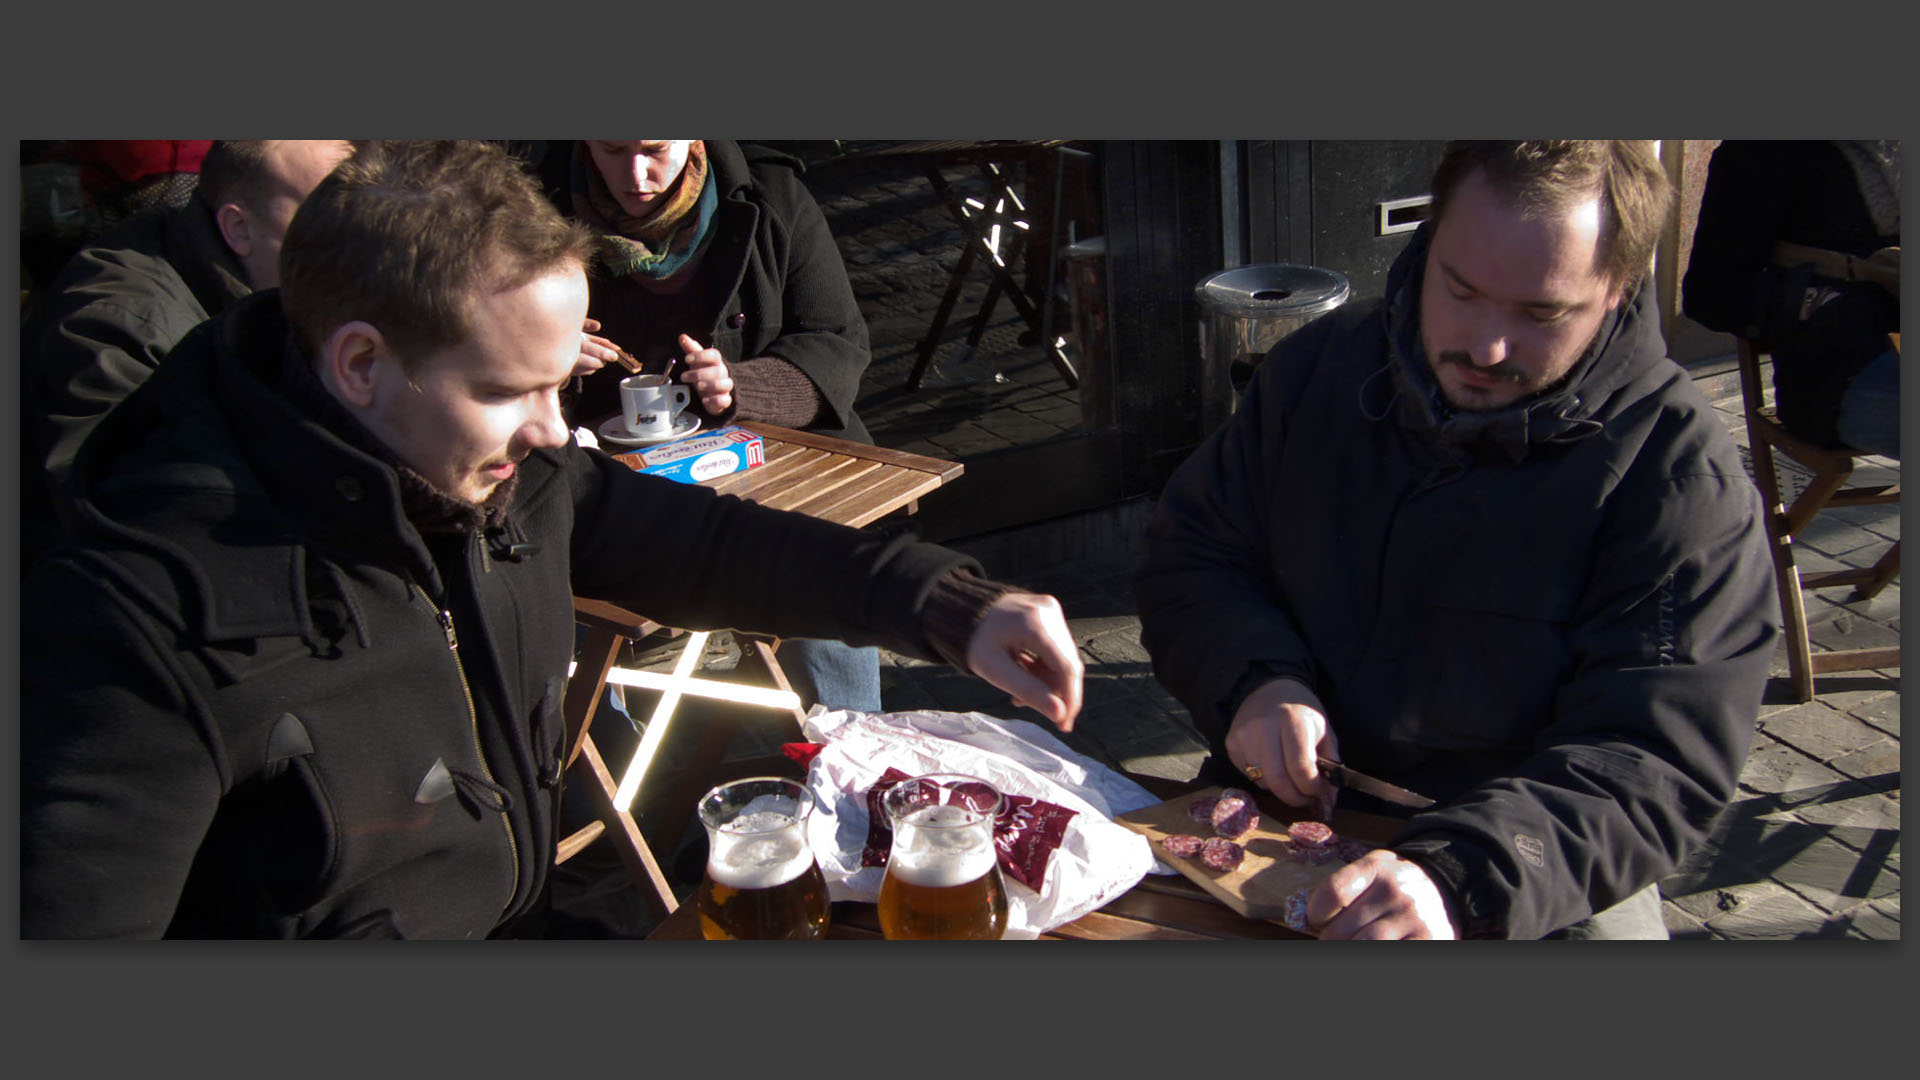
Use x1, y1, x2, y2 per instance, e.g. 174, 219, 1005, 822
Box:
1429, 324, 1603, 413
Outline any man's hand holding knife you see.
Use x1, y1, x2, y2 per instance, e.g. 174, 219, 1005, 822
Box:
1227, 676, 1456, 939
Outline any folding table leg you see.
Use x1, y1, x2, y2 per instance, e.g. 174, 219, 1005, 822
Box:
573, 730, 678, 920
908, 175, 989, 391
563, 624, 624, 768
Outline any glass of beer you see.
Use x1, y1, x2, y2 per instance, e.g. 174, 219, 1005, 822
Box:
695, 777, 831, 940
877, 773, 1010, 940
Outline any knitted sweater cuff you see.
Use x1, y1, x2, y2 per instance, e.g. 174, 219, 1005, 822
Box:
919, 567, 1018, 673
725, 354, 826, 429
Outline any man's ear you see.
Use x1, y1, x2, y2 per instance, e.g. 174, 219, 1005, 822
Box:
214, 203, 252, 260
321, 321, 390, 408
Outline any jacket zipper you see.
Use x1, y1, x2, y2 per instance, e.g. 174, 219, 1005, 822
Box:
413, 582, 521, 914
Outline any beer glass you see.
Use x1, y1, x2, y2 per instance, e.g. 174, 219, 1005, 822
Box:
877, 773, 1010, 940
695, 777, 830, 940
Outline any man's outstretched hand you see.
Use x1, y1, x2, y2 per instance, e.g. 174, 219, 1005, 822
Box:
964, 592, 1084, 731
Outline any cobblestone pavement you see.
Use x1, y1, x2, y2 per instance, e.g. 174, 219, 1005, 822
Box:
803, 150, 1084, 460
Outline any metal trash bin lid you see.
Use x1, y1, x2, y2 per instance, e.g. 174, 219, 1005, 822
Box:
1194, 264, 1351, 319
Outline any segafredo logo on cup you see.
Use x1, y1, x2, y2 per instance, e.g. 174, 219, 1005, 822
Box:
1513, 833, 1546, 868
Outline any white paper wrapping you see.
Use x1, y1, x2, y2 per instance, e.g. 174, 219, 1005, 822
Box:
801, 707, 1161, 939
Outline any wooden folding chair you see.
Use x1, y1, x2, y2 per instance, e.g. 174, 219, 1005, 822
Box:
1734, 336, 1900, 702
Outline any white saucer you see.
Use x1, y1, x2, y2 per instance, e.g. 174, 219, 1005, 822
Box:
597, 413, 700, 448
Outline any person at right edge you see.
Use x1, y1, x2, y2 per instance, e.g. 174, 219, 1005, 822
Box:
1135, 141, 1780, 939
1683, 139, 1900, 460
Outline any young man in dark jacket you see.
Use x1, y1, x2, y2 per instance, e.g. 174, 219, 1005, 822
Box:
1136, 141, 1779, 939
20, 140, 1082, 940
25, 140, 357, 489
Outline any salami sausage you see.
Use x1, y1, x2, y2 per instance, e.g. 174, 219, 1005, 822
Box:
1200, 837, 1245, 872
1210, 793, 1260, 840
1187, 795, 1220, 824
1287, 820, 1335, 849
1159, 833, 1206, 858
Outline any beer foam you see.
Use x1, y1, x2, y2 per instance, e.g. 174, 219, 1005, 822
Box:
708, 811, 813, 889
888, 805, 997, 887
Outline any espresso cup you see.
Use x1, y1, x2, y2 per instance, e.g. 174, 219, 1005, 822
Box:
620, 373, 693, 438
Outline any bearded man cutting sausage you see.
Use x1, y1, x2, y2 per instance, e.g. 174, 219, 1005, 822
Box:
1136, 141, 1779, 939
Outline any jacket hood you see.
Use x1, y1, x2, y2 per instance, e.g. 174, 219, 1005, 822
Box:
61, 293, 451, 654
1373, 221, 1669, 463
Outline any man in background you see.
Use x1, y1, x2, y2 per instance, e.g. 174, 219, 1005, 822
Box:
23, 139, 355, 564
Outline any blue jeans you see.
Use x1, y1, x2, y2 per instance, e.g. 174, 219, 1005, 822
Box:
1836, 348, 1900, 460
779, 638, 883, 713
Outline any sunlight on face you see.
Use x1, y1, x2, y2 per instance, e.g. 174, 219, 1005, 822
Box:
362, 263, 590, 504
586, 140, 694, 218
1419, 169, 1622, 412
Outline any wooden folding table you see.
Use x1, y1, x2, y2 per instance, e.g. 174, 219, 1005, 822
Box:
558, 422, 964, 922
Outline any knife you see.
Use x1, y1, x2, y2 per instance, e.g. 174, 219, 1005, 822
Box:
1316, 756, 1435, 809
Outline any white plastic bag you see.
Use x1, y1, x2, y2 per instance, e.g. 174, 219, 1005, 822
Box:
801, 707, 1161, 939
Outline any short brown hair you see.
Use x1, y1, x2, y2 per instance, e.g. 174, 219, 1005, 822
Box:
195, 140, 275, 212
1429, 140, 1673, 294
278, 139, 595, 367
198, 139, 362, 214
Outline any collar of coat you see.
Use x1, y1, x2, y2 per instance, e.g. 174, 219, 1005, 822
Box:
1372, 221, 1668, 464
165, 196, 254, 315
60, 292, 554, 660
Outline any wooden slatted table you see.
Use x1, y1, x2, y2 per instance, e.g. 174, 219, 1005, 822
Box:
560, 421, 965, 923
645, 775, 1406, 940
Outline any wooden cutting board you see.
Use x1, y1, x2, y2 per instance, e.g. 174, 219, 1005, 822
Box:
1117, 786, 1352, 929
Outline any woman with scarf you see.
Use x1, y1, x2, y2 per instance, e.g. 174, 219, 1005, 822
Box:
547, 139, 884, 715
556, 139, 873, 443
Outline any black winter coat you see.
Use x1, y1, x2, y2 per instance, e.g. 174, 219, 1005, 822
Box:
24, 197, 252, 487
1136, 224, 1779, 938
20, 293, 974, 939
21, 198, 253, 569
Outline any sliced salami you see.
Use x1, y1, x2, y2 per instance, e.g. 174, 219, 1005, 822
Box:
1211, 797, 1259, 840
1287, 820, 1335, 849
1186, 795, 1220, 824
1158, 833, 1207, 858
1199, 837, 1245, 872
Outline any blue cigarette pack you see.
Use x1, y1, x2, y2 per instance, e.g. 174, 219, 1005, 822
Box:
614, 424, 765, 484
